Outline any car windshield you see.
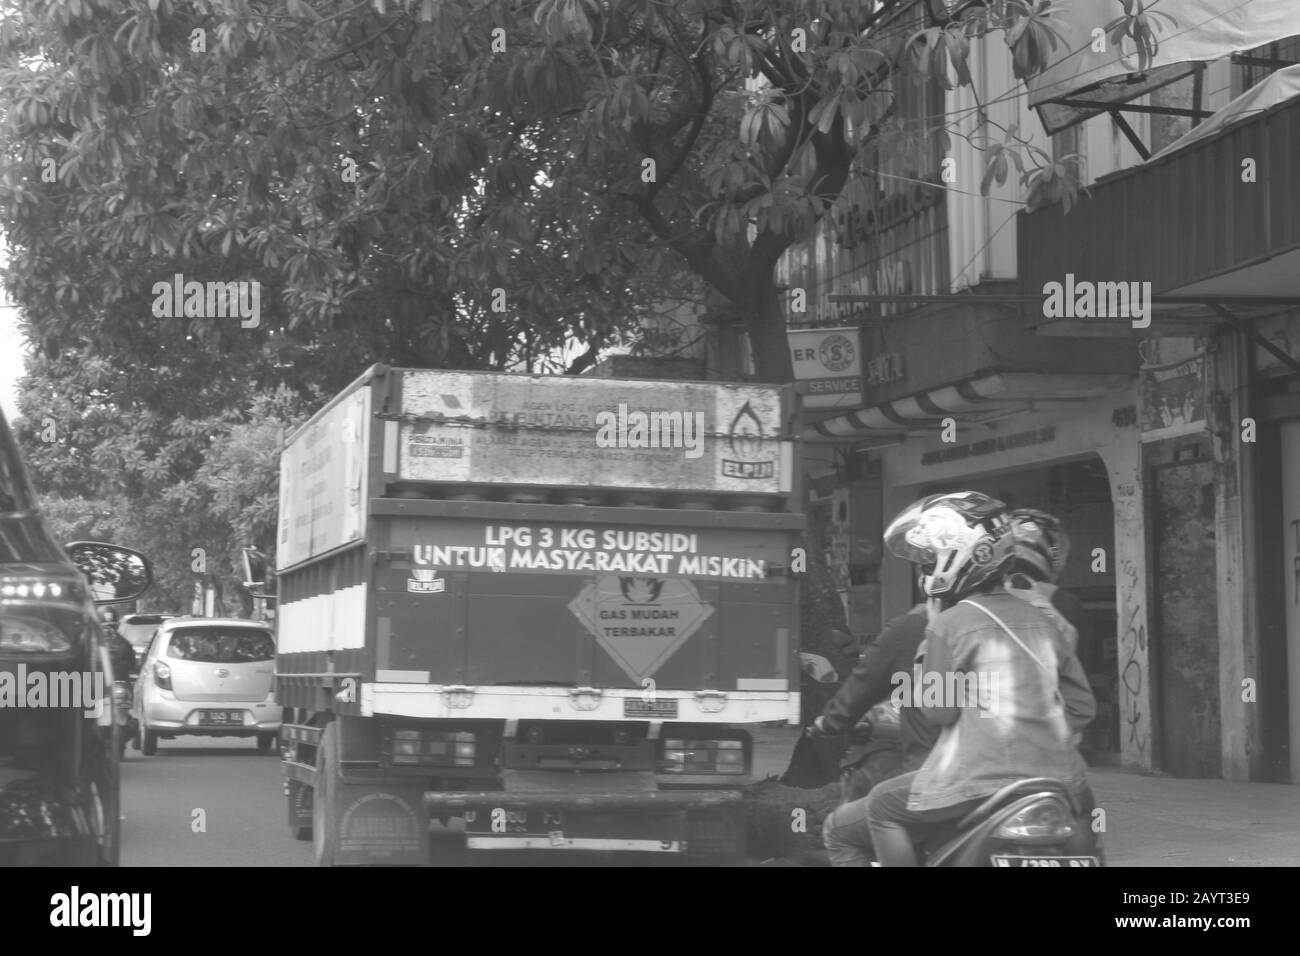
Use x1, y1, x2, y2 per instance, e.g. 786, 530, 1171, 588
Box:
120, 616, 170, 645
165, 627, 275, 663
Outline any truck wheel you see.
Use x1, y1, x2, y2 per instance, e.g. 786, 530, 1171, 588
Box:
257, 733, 276, 753
312, 722, 342, 866
287, 778, 312, 841
141, 730, 157, 756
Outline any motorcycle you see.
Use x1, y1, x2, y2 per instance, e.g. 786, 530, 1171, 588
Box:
833, 710, 1105, 867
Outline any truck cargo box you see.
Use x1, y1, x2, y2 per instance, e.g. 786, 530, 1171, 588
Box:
274, 366, 804, 726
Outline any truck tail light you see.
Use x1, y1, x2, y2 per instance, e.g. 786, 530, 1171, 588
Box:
388, 729, 476, 767
154, 660, 173, 691
660, 738, 747, 775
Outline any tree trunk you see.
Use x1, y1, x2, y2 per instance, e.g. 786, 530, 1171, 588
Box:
745, 267, 794, 383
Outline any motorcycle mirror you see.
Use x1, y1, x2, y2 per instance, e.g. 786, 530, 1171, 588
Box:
240, 546, 277, 603
66, 541, 154, 606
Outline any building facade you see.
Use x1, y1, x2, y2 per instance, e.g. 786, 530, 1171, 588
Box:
774, 13, 1300, 780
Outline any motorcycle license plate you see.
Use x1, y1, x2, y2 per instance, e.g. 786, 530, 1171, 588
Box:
198, 710, 241, 725
991, 855, 1099, 867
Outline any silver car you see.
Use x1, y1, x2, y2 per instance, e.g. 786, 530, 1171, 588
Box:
132, 617, 280, 755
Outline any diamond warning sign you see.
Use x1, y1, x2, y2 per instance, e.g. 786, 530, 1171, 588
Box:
568, 576, 714, 685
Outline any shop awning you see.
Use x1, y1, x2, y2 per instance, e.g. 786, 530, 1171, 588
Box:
804, 372, 1131, 443
1149, 63, 1300, 161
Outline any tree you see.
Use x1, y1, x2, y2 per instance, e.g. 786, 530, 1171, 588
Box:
0, 0, 1180, 393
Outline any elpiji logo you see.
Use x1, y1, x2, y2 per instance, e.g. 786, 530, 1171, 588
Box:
407, 568, 446, 593
619, 577, 664, 604
151, 273, 261, 328
721, 401, 775, 480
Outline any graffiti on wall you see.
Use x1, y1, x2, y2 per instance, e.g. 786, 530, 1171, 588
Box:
1114, 485, 1151, 760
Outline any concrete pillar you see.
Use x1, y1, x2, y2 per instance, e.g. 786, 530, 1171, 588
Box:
1209, 330, 1262, 780
1098, 435, 1153, 772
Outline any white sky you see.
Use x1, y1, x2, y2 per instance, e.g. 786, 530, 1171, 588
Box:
0, 232, 25, 422
0, 301, 24, 423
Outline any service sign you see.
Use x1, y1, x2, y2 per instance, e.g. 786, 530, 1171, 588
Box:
277, 387, 370, 570
396, 371, 792, 494
788, 327, 863, 410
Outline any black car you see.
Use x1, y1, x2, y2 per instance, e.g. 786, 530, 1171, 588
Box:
0, 407, 153, 866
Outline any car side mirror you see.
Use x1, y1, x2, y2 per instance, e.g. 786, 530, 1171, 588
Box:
66, 541, 154, 606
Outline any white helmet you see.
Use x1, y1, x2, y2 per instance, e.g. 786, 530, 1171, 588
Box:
884, 491, 1016, 603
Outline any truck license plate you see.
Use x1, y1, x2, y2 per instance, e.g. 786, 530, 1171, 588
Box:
198, 710, 241, 725
624, 699, 678, 718
464, 809, 686, 852
991, 855, 1099, 867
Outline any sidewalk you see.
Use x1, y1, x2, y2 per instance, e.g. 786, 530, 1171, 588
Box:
748, 727, 1300, 866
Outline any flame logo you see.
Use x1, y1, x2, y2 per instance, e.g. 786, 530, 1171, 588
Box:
728, 401, 764, 461
619, 577, 664, 604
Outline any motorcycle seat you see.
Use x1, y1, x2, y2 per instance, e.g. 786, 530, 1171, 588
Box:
954, 777, 1076, 831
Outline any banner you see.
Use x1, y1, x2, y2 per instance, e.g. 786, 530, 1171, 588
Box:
1140, 354, 1206, 442
277, 387, 370, 569
397, 371, 793, 495
1026, 0, 1300, 133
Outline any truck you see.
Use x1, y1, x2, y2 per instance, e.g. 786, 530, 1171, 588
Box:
269, 364, 805, 865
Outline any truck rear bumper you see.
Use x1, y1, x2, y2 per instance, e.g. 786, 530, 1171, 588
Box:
363, 682, 800, 725
424, 789, 743, 812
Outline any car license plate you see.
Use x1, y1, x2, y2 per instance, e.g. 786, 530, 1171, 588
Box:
991, 855, 1099, 867
199, 710, 241, 725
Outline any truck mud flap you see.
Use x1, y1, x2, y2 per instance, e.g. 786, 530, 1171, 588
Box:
331, 784, 430, 865
315, 722, 430, 865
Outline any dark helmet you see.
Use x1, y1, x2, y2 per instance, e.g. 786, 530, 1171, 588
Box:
1008, 509, 1071, 583
884, 491, 1015, 603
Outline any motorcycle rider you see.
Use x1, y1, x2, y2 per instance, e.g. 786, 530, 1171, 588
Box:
812, 561, 939, 866
863, 492, 1096, 866
100, 608, 137, 682
1004, 509, 1089, 652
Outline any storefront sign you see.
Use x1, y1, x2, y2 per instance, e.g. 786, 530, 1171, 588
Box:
788, 327, 862, 409
1140, 355, 1206, 442
920, 426, 1057, 467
